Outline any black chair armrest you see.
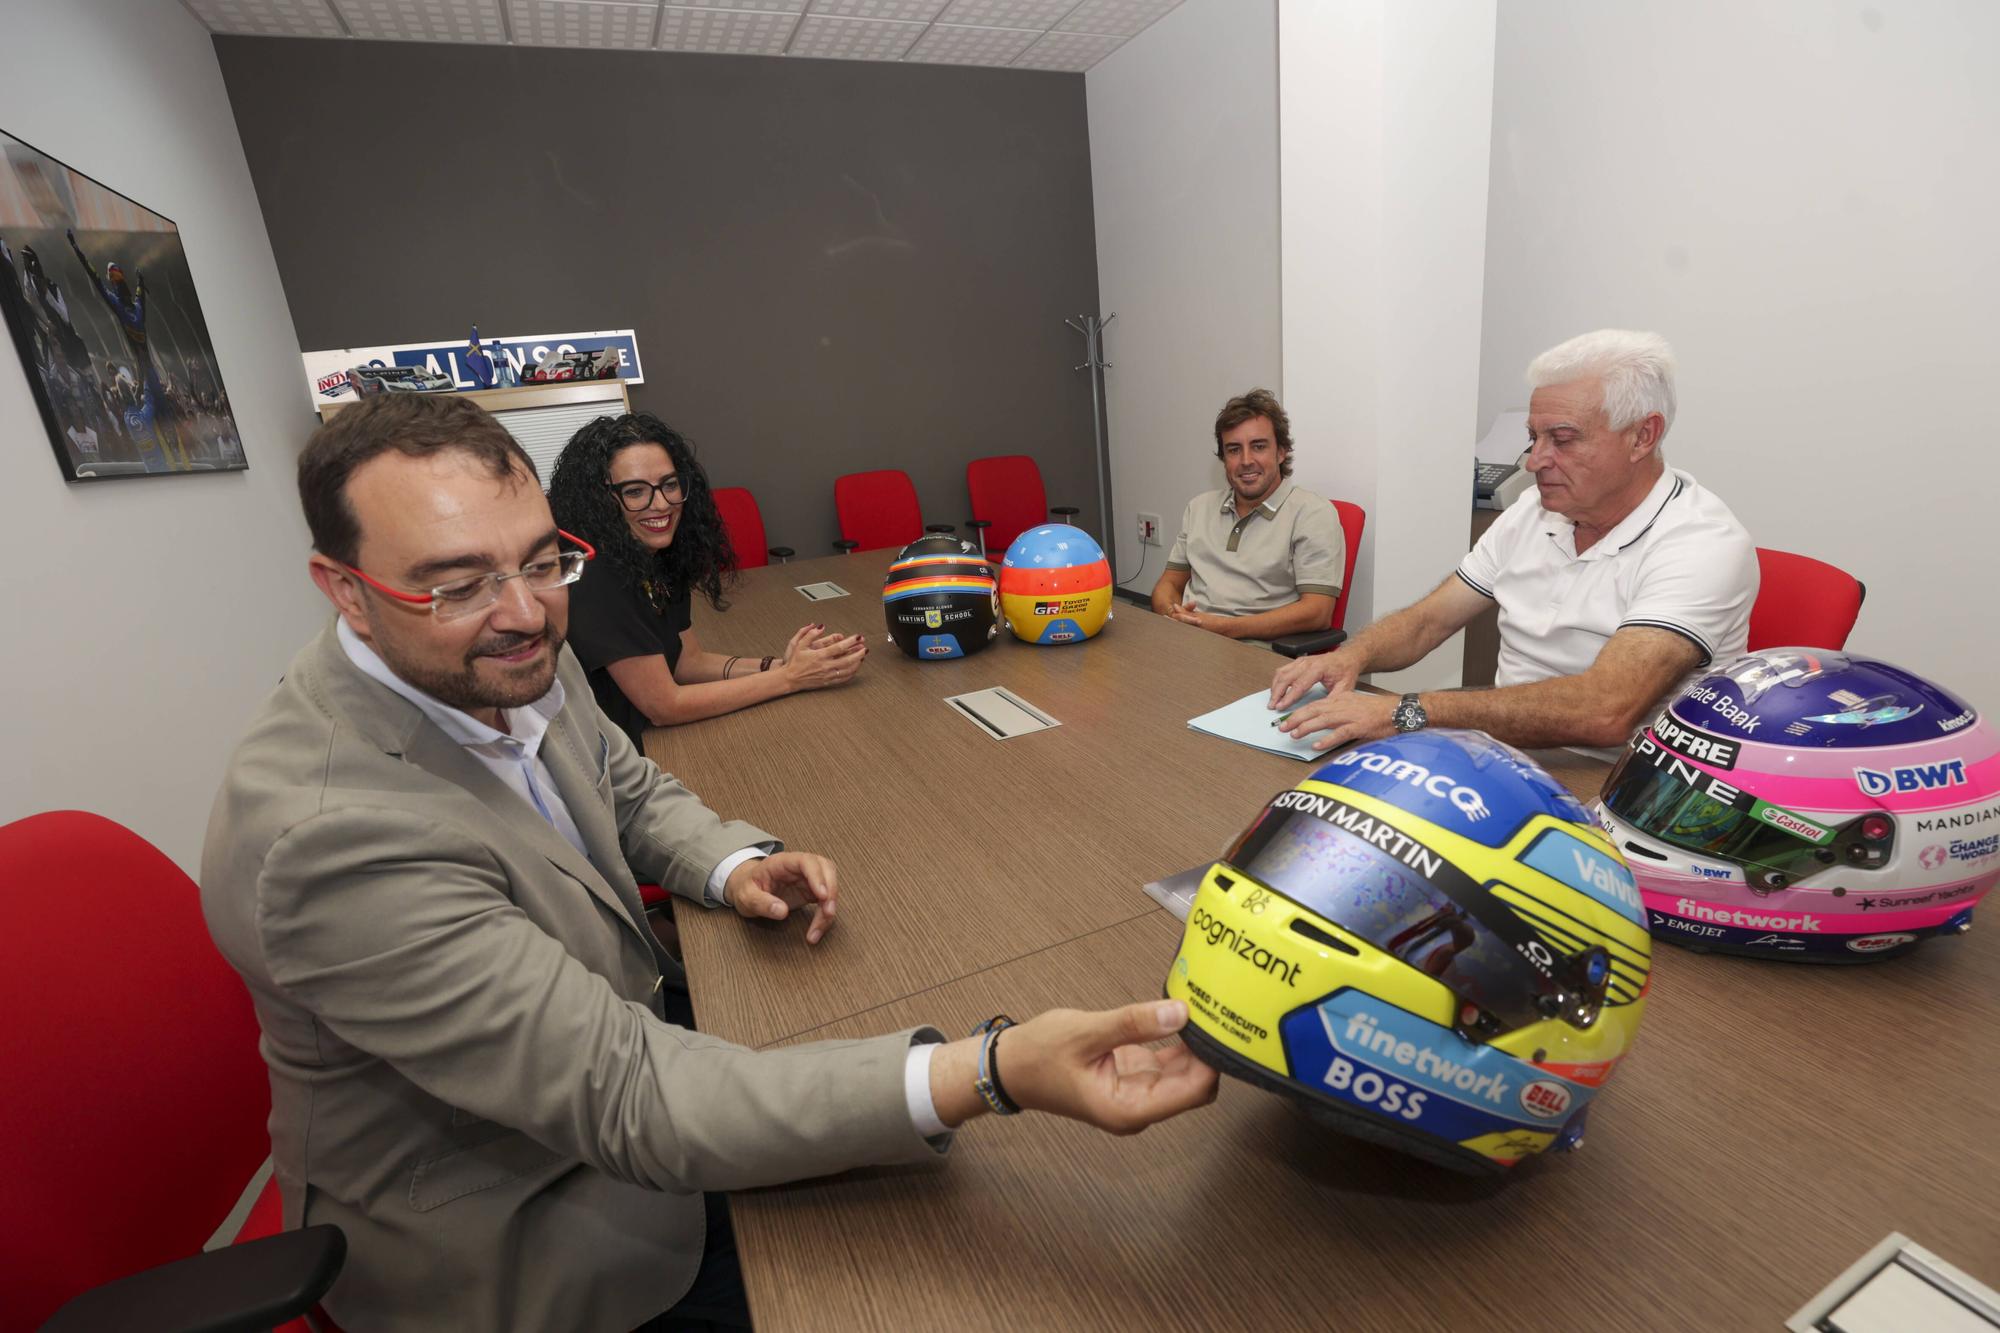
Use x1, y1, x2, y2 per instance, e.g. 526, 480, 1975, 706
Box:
767, 546, 795, 562
924, 523, 956, 535
44, 1224, 346, 1333
1049, 506, 1080, 519
833, 539, 859, 554
1270, 628, 1348, 659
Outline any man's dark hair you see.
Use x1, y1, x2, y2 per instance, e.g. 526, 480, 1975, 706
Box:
298, 393, 537, 566
1213, 388, 1295, 478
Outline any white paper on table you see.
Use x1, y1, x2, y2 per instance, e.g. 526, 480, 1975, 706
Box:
1187, 683, 1331, 761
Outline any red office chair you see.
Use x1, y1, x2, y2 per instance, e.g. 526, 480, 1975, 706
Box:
1327, 499, 1366, 633
832, 469, 923, 553
964, 455, 1079, 562
712, 486, 795, 568
1748, 547, 1865, 651
0, 811, 343, 1332
1273, 498, 1367, 657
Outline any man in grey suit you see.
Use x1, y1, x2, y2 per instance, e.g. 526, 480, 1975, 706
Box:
201, 394, 1215, 1332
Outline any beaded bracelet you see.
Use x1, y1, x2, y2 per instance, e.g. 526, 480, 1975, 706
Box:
970, 1014, 1020, 1116
760, 655, 775, 672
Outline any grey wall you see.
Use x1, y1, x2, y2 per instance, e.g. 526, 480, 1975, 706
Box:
1085, 0, 1278, 595
1477, 0, 1999, 684
1, 1, 323, 873
213, 36, 1104, 558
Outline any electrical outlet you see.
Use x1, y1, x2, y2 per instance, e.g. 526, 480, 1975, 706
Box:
1137, 512, 1162, 546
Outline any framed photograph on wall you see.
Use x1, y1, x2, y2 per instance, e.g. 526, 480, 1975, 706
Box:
0, 127, 245, 481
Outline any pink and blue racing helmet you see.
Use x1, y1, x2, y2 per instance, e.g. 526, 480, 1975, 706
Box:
1594, 649, 1999, 962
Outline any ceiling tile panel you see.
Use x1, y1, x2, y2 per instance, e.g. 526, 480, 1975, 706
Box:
189, 0, 1177, 70
788, 14, 924, 61
1053, 0, 1179, 38
934, 0, 1071, 27
186, 0, 347, 38
333, 0, 508, 42
509, 0, 660, 49
666, 0, 803, 11
1011, 27, 1121, 70
656, 5, 798, 53
905, 23, 1039, 67
806, 0, 948, 23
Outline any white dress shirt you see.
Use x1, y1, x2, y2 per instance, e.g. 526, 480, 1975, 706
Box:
336, 620, 948, 1135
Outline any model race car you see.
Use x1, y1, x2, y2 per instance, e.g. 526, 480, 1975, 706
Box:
522, 347, 621, 383
345, 363, 455, 395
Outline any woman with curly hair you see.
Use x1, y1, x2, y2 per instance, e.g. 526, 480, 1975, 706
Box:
548, 412, 865, 745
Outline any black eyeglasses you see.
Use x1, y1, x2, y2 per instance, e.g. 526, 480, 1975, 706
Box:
608, 474, 686, 512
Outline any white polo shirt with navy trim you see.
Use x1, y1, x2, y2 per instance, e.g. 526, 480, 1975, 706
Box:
1456, 465, 1758, 686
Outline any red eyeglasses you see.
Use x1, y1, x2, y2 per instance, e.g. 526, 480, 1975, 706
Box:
344, 530, 597, 623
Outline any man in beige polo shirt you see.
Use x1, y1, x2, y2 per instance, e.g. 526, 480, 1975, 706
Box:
1151, 388, 1346, 640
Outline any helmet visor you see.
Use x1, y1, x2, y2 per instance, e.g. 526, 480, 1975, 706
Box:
1600, 738, 1888, 886
1224, 798, 1606, 1038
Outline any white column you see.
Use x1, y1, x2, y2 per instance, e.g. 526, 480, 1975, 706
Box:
1278, 0, 1496, 691
1086, 0, 1282, 597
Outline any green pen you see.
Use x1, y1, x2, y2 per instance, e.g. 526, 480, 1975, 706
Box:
1270, 709, 1296, 728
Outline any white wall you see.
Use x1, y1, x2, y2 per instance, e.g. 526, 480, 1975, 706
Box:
0, 0, 321, 871
1085, 0, 1282, 596
1480, 0, 2000, 685
1279, 0, 1496, 690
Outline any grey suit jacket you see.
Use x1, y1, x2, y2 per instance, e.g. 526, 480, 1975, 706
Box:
201, 624, 944, 1332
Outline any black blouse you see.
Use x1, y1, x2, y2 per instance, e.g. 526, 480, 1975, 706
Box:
564, 561, 691, 746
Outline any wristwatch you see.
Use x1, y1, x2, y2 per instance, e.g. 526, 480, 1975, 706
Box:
1392, 693, 1428, 733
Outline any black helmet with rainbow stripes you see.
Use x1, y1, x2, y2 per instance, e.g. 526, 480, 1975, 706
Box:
882, 535, 998, 660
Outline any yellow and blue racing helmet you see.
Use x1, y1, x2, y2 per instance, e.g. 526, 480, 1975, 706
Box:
1165, 730, 1652, 1174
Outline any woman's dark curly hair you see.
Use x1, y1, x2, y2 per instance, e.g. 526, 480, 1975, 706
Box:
547, 412, 737, 611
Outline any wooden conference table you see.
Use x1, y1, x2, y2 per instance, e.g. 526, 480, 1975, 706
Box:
653, 549, 1998, 1331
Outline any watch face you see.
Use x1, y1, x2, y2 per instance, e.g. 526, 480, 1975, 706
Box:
1394, 697, 1426, 732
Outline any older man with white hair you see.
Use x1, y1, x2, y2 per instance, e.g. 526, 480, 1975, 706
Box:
1269, 329, 1757, 751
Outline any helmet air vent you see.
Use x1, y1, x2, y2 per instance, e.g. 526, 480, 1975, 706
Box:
1288, 918, 1359, 956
